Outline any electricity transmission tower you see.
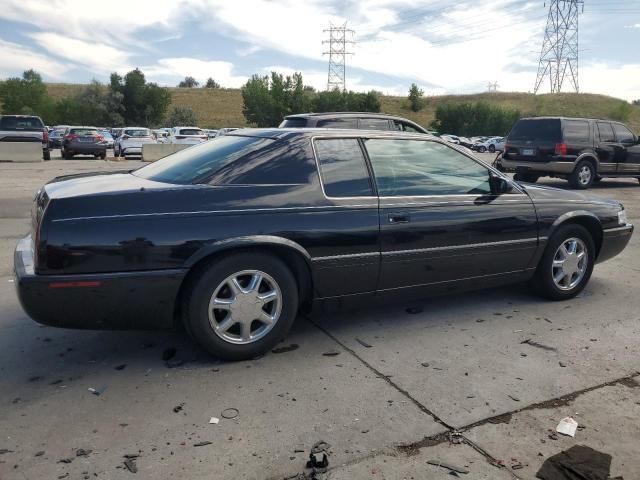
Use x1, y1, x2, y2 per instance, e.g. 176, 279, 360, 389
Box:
323, 22, 354, 92
487, 81, 499, 92
534, 0, 584, 94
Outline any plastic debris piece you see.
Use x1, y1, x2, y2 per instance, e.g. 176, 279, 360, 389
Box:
427, 459, 469, 474
209, 417, 219, 424
556, 416, 578, 437
124, 457, 137, 473
355, 338, 372, 348
88, 385, 106, 396
193, 441, 212, 447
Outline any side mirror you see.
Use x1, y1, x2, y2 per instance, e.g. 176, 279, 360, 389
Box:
489, 175, 512, 195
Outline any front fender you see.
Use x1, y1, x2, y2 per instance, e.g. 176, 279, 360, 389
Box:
184, 235, 312, 268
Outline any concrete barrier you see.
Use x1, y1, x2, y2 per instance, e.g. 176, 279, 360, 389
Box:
142, 143, 190, 162
0, 143, 43, 162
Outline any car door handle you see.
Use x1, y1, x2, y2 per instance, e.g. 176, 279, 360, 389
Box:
388, 213, 410, 224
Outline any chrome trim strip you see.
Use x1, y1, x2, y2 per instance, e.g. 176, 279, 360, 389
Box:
383, 237, 539, 257
603, 224, 633, 233
312, 252, 380, 262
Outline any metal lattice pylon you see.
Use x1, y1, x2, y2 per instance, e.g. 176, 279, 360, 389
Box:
534, 0, 584, 94
323, 22, 354, 92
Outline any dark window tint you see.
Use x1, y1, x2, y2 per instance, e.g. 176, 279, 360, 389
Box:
508, 119, 561, 142
179, 128, 203, 136
134, 135, 273, 185
317, 118, 357, 129
0, 116, 44, 130
358, 118, 390, 130
315, 138, 372, 197
279, 118, 308, 128
124, 129, 151, 137
70, 128, 98, 136
563, 120, 590, 142
612, 123, 635, 144
365, 139, 491, 196
596, 122, 616, 142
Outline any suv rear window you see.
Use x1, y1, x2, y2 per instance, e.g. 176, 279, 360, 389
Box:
279, 118, 308, 128
508, 119, 561, 142
179, 129, 203, 136
563, 120, 590, 142
0, 116, 44, 130
124, 129, 150, 137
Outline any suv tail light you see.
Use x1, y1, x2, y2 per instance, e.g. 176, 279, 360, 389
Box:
554, 143, 567, 155
42, 128, 49, 144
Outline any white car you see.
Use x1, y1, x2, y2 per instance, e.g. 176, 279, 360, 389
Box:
203, 129, 218, 139
169, 126, 208, 145
114, 127, 157, 157
474, 136, 505, 153
440, 134, 461, 144
153, 129, 170, 143
214, 127, 240, 137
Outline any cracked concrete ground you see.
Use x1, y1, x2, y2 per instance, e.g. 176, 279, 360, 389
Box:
0, 155, 639, 479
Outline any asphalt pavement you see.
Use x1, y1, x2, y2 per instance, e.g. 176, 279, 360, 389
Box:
0, 153, 638, 479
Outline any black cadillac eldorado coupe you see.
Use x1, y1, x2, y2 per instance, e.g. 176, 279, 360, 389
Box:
14, 129, 633, 359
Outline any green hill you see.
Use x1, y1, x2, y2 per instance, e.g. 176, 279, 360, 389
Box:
46, 83, 640, 132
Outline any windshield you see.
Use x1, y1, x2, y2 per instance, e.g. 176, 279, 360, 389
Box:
133, 135, 272, 185
509, 119, 561, 142
124, 129, 150, 137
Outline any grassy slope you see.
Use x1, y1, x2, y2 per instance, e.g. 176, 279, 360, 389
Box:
46, 83, 640, 132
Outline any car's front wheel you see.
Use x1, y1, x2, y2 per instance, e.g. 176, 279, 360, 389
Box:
488, 144, 496, 153
531, 224, 595, 300
183, 252, 299, 360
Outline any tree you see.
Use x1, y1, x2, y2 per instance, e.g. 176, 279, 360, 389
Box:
311, 88, 381, 113
609, 101, 632, 122
0, 69, 53, 118
633, 99, 640, 106
205, 78, 221, 89
178, 76, 199, 88
110, 68, 171, 126
408, 83, 424, 112
165, 106, 198, 126
431, 102, 520, 136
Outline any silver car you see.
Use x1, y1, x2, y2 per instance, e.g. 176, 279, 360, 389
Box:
114, 127, 157, 157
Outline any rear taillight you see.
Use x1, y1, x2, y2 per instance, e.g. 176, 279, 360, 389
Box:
65, 134, 78, 141
554, 143, 567, 155
95, 135, 104, 142
42, 128, 48, 144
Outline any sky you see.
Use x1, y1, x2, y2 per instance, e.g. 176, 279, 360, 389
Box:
0, 0, 639, 101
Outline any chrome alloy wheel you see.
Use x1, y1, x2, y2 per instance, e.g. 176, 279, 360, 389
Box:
578, 165, 592, 186
552, 237, 588, 291
208, 270, 282, 344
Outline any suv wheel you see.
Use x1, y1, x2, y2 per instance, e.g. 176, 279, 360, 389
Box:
182, 252, 299, 360
531, 224, 595, 300
568, 160, 595, 189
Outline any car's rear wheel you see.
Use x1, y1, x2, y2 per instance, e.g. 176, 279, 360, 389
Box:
488, 144, 496, 153
99, 151, 106, 159
514, 173, 539, 183
43, 151, 51, 161
531, 224, 595, 300
479, 146, 487, 153
568, 160, 595, 189
182, 252, 299, 360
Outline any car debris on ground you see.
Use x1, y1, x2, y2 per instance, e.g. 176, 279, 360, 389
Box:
556, 416, 579, 437
427, 459, 469, 474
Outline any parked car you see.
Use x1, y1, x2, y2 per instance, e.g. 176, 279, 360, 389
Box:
14, 129, 633, 360
280, 112, 430, 133
0, 115, 50, 160
114, 127, 157, 157
48, 129, 66, 148
474, 136, 505, 153
100, 131, 114, 148
498, 117, 640, 189
458, 136, 474, 148
168, 126, 208, 145
214, 128, 239, 137
153, 129, 170, 143
60, 126, 107, 159
203, 129, 219, 139
441, 134, 461, 144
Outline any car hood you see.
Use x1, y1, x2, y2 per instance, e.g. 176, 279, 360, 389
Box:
44, 172, 174, 199
518, 182, 621, 208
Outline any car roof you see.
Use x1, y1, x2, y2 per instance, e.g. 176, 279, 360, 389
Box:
227, 128, 439, 141
285, 112, 415, 121
68, 126, 98, 129
518, 116, 622, 123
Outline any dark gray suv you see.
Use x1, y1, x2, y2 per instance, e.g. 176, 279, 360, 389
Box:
280, 112, 433, 134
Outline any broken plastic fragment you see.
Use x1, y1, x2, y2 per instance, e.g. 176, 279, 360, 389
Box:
209, 417, 219, 424
556, 417, 578, 437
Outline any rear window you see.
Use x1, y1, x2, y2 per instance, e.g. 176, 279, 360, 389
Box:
563, 120, 590, 142
133, 135, 273, 185
279, 118, 308, 128
124, 129, 150, 137
508, 119, 561, 142
358, 118, 390, 130
179, 128, 203, 136
314, 138, 373, 197
0, 116, 44, 130
70, 128, 98, 136
317, 118, 357, 129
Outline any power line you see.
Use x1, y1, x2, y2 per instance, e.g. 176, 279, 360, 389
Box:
322, 22, 355, 92
534, 0, 584, 94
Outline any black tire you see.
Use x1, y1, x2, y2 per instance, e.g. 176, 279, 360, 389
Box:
488, 144, 496, 153
568, 159, 595, 189
514, 173, 539, 183
43, 150, 51, 161
182, 252, 299, 360
479, 146, 487, 153
100, 151, 107, 160
531, 224, 595, 301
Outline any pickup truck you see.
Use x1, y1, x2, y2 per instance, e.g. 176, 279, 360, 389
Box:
0, 115, 50, 160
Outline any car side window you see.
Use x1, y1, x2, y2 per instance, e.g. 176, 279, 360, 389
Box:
364, 139, 492, 196
596, 122, 616, 143
563, 120, 590, 142
314, 138, 373, 197
358, 118, 390, 130
392, 120, 420, 133
612, 123, 635, 144
317, 118, 357, 129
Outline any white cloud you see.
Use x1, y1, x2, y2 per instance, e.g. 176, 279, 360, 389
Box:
0, 38, 69, 79
143, 58, 247, 87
